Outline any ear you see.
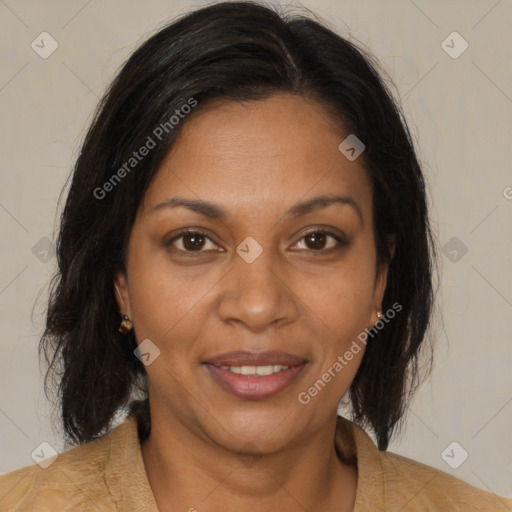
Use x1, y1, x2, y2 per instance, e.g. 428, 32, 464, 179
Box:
114, 271, 132, 318
372, 235, 396, 323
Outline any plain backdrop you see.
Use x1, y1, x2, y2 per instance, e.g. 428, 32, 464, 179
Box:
0, 0, 511, 499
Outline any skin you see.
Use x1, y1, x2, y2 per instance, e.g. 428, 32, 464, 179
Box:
114, 94, 393, 512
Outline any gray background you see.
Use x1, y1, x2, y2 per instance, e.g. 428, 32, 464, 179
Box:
0, 0, 511, 499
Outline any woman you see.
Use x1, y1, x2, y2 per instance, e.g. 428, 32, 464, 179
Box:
1, 1, 510, 511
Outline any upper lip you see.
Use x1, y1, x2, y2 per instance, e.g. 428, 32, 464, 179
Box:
203, 350, 308, 367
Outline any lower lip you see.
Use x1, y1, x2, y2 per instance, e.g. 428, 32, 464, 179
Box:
203, 363, 307, 400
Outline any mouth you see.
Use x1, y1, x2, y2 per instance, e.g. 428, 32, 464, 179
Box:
202, 350, 308, 400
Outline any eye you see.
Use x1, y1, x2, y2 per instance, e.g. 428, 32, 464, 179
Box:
165, 227, 348, 255
292, 228, 348, 252
166, 229, 218, 253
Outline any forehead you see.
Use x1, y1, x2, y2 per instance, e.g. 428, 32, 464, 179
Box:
140, 94, 372, 221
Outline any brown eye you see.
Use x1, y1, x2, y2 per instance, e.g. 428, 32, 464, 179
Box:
293, 229, 347, 252
166, 229, 217, 252
182, 232, 206, 251
304, 231, 328, 250
166, 227, 347, 255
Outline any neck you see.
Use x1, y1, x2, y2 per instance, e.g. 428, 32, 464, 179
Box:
140, 410, 357, 512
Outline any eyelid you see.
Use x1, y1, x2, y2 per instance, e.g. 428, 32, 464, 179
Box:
165, 227, 220, 253
165, 226, 349, 253
292, 226, 348, 251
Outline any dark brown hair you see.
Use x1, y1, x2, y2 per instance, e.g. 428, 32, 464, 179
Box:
39, 0, 436, 451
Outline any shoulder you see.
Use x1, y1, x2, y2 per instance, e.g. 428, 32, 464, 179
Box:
378, 447, 512, 511
338, 417, 512, 511
0, 425, 118, 511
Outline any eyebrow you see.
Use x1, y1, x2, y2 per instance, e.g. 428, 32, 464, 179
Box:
149, 194, 363, 225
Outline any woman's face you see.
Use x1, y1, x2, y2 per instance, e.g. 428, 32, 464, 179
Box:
115, 93, 390, 453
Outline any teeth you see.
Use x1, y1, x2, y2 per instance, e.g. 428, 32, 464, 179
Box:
219, 364, 290, 375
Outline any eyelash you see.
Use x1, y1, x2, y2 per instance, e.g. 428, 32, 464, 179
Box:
165, 227, 348, 255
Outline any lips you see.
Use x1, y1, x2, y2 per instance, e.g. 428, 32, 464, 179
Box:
202, 350, 307, 367
202, 350, 308, 400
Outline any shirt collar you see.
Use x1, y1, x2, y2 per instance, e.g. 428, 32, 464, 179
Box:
336, 415, 386, 510
105, 413, 384, 510
104, 414, 159, 511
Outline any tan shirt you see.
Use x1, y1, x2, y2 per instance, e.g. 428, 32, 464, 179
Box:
0, 413, 510, 511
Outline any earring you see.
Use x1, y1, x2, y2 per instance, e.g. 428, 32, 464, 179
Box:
119, 314, 133, 334
376, 310, 383, 319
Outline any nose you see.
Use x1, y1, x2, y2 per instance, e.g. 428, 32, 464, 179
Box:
217, 245, 299, 332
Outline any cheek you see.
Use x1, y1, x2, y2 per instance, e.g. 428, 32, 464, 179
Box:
126, 228, 377, 354
301, 255, 376, 338
130, 278, 206, 345
126, 244, 226, 374
125, 241, 200, 340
